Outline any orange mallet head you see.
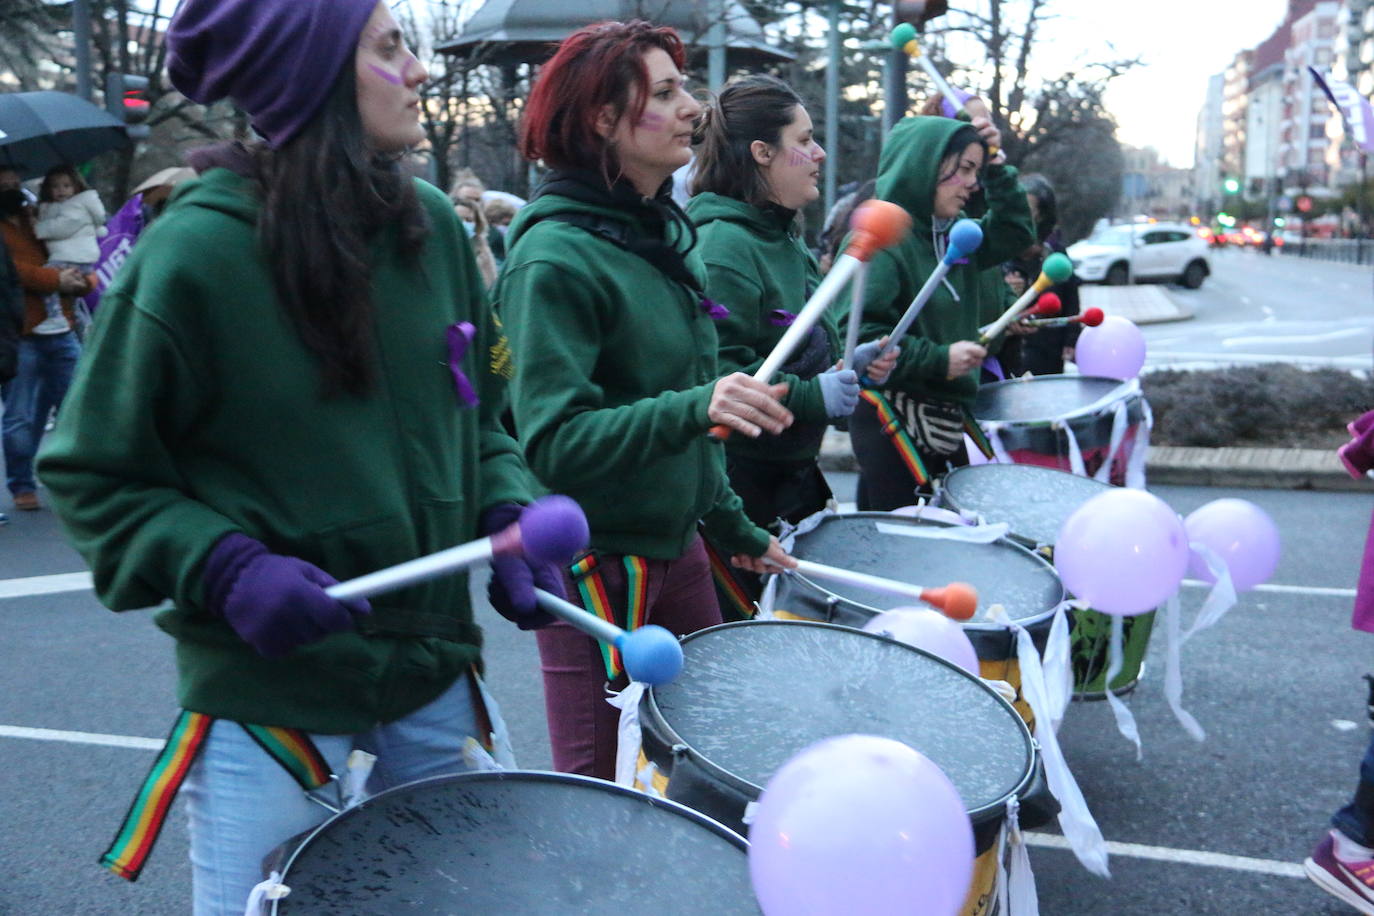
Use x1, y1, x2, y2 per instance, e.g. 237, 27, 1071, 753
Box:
921, 582, 977, 620
844, 199, 911, 261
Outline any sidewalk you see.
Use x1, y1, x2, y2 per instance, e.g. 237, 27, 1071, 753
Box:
1080, 283, 1192, 324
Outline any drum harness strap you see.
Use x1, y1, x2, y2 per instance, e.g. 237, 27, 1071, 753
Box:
700, 533, 758, 621
569, 552, 650, 681
100, 711, 332, 882
858, 389, 930, 485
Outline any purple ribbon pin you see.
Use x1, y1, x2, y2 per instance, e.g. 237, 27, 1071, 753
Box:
767, 309, 796, 327
700, 298, 730, 321
446, 322, 480, 408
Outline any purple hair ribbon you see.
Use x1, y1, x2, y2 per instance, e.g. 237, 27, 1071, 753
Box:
700, 298, 730, 320
446, 322, 480, 408
767, 309, 796, 327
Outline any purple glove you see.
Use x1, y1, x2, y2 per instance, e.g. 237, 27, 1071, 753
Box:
203, 533, 371, 658
481, 503, 563, 630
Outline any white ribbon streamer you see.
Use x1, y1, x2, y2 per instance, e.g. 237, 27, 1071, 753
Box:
1055, 419, 1088, 477
998, 798, 1040, 916
341, 749, 377, 808
990, 607, 1109, 876
1162, 594, 1206, 742
607, 681, 648, 789
1126, 398, 1153, 489
473, 672, 518, 769
243, 871, 289, 915
874, 520, 1010, 544
1092, 401, 1130, 484
1182, 543, 1239, 644
1040, 605, 1075, 731
984, 422, 1015, 465
1104, 615, 1143, 759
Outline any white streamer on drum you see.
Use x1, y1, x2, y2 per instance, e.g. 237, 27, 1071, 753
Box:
1040, 604, 1075, 731
761, 508, 839, 617
874, 520, 1010, 544
1092, 401, 1130, 485
1162, 544, 1238, 742
607, 681, 649, 790
243, 871, 289, 915
990, 606, 1110, 877
982, 421, 1015, 465
1104, 616, 1143, 759
474, 672, 518, 769
997, 797, 1039, 916
342, 749, 377, 807
1054, 420, 1088, 477
1125, 398, 1153, 489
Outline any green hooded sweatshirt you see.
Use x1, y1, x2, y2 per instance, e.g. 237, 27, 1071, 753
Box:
37, 167, 532, 733
837, 116, 1034, 407
494, 175, 770, 560
687, 192, 836, 463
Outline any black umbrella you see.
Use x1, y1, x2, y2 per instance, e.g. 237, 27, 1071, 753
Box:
0, 91, 132, 180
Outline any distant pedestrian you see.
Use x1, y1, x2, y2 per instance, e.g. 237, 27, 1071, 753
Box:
34, 165, 105, 337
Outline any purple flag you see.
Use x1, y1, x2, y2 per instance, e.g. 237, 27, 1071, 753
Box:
84, 194, 146, 315
1309, 67, 1374, 155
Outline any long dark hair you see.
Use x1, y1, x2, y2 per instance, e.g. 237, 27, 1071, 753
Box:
935, 125, 986, 185
691, 74, 804, 207
191, 67, 429, 398
39, 165, 89, 202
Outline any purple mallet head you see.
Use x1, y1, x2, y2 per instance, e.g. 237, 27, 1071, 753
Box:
518, 495, 590, 564
616, 625, 683, 685
945, 219, 983, 264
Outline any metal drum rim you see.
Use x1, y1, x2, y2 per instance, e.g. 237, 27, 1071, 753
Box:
640, 618, 1038, 826
785, 511, 1065, 631
972, 373, 1143, 429
272, 768, 750, 911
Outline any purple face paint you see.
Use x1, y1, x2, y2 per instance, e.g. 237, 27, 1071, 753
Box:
786, 146, 815, 167
637, 111, 667, 131
368, 63, 404, 86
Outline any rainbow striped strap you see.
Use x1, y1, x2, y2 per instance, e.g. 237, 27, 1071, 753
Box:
962, 408, 996, 459
700, 533, 758, 621
859, 389, 930, 486
101, 712, 335, 882
100, 710, 211, 882
569, 553, 650, 680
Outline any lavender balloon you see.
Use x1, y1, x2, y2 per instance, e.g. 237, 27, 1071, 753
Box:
1054, 488, 1190, 616
862, 607, 980, 675
1184, 498, 1281, 591
1075, 315, 1146, 380
749, 734, 974, 916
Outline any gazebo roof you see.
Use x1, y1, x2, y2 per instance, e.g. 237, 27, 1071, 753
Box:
437, 0, 793, 66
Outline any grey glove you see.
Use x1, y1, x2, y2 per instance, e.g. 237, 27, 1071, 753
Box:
852, 340, 886, 385
818, 367, 860, 418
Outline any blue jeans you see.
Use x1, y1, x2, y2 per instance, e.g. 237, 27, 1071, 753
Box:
1, 331, 80, 495
1333, 730, 1374, 846
182, 674, 486, 916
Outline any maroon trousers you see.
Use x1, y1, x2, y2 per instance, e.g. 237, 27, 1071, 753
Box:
535, 536, 722, 780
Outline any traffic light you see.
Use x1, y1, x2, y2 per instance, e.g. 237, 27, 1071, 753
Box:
1222, 176, 1241, 194
105, 73, 150, 139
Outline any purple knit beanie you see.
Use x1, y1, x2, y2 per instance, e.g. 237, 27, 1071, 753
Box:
167, 0, 379, 148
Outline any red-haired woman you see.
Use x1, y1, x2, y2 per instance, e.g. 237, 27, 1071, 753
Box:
496, 20, 795, 779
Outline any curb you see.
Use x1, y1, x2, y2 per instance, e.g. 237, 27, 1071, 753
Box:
818, 436, 1360, 492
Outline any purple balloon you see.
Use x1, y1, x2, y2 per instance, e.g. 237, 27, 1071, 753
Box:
1075, 315, 1146, 380
749, 735, 974, 916
862, 607, 980, 675
1184, 498, 1281, 591
1054, 488, 1190, 616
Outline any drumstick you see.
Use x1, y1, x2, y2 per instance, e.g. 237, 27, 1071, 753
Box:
890, 23, 998, 157
841, 259, 868, 370
975, 293, 1060, 337
787, 559, 977, 620
881, 218, 982, 353
710, 200, 910, 440
533, 588, 684, 685
977, 253, 1074, 345
1023, 306, 1105, 329
325, 495, 588, 601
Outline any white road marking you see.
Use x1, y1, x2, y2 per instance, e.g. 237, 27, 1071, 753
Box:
0, 572, 93, 599
0, 724, 162, 751
1332, 719, 1360, 732
1024, 833, 1307, 878
1222, 327, 1372, 347
1180, 580, 1357, 599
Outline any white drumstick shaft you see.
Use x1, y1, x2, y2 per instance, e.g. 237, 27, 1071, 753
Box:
757, 254, 860, 381
842, 260, 867, 369
982, 284, 1040, 341
534, 588, 625, 644
916, 55, 961, 105
326, 538, 494, 601
885, 261, 951, 351
791, 558, 931, 602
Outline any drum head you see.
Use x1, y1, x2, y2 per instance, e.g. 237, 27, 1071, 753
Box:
275, 771, 756, 915
941, 464, 1113, 548
973, 374, 1129, 423
787, 513, 1062, 625
645, 621, 1034, 823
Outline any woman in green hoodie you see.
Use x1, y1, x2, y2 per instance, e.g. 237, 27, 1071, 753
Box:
688, 75, 898, 540
496, 21, 795, 780
840, 115, 1034, 510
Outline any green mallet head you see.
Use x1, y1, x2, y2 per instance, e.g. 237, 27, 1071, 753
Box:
890, 23, 918, 52
1043, 252, 1074, 284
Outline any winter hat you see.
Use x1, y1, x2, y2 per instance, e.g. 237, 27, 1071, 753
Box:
167, 0, 378, 148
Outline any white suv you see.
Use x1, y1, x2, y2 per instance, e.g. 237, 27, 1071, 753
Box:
1067, 223, 1211, 289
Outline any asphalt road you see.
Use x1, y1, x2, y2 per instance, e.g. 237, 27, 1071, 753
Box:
1144, 247, 1373, 371
1, 476, 1371, 915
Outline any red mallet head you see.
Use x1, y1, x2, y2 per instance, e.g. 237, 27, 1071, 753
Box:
517, 495, 590, 565
845, 199, 911, 261
1079, 307, 1105, 327
921, 582, 977, 620
1027, 293, 1061, 318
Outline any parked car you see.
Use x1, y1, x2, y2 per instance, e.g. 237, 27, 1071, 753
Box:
1067, 223, 1212, 289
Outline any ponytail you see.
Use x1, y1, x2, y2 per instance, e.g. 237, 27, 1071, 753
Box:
691, 74, 804, 207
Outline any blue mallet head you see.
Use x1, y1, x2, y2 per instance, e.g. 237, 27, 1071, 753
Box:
616, 625, 683, 685
518, 495, 590, 565
944, 219, 983, 264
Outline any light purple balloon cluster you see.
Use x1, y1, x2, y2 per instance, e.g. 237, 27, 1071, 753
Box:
1075, 315, 1145, 380
1054, 488, 1189, 616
